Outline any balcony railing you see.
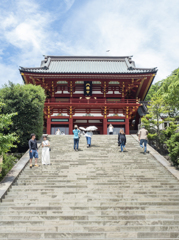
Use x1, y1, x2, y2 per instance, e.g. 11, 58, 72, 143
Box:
45, 99, 139, 104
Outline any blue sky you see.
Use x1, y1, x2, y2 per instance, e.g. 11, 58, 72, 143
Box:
0, 0, 179, 86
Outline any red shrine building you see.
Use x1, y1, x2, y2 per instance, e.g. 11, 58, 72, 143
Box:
20, 56, 157, 135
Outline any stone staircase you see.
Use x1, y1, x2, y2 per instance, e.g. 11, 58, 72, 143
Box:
0, 135, 179, 239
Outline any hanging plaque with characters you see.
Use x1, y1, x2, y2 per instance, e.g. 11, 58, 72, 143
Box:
84, 81, 92, 96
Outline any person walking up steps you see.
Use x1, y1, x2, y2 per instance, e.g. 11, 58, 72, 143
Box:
138, 126, 148, 154
42, 136, 51, 165
29, 133, 38, 168
73, 125, 80, 151
85, 131, 93, 148
118, 129, 126, 152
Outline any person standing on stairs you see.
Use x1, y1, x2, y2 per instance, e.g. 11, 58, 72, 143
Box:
138, 126, 148, 154
73, 125, 80, 151
85, 131, 93, 148
55, 128, 61, 135
108, 124, 114, 135
118, 129, 126, 152
42, 136, 51, 165
29, 133, 38, 168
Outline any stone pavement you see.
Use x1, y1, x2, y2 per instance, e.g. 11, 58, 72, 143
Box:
0, 135, 179, 239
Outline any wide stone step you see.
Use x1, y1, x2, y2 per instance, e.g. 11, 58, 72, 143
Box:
0, 231, 179, 239
0, 214, 177, 221
6, 193, 179, 198
3, 196, 179, 202
1, 210, 179, 216
0, 220, 179, 228
9, 189, 179, 194
1, 206, 179, 211
1, 225, 179, 232
1, 202, 179, 207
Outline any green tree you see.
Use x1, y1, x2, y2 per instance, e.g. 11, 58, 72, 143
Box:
0, 103, 17, 154
144, 67, 179, 162
0, 82, 46, 152
145, 80, 163, 101
159, 68, 179, 112
0, 102, 18, 180
166, 132, 179, 166
141, 93, 168, 152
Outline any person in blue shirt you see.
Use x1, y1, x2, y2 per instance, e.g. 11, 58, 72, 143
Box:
73, 125, 81, 151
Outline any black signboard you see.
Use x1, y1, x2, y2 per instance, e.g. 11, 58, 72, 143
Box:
84, 81, 92, 96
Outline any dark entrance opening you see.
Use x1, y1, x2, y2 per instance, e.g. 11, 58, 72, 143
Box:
51, 124, 69, 135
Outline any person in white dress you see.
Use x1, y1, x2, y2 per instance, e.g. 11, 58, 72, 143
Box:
108, 124, 114, 135
42, 136, 50, 165
55, 129, 61, 135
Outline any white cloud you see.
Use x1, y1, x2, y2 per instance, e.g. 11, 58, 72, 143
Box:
0, 0, 58, 85
0, 0, 179, 86
64, 0, 75, 11
58, 0, 179, 82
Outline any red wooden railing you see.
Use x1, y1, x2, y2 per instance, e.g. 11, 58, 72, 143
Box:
45, 99, 139, 104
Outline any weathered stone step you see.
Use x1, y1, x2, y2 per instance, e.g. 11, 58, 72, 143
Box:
1, 225, 179, 233
1, 202, 179, 207
3, 196, 179, 202
9, 189, 179, 194
1, 206, 179, 211
1, 209, 179, 216
6, 193, 179, 198
0, 214, 177, 221
18, 176, 176, 180
16, 177, 178, 182
0, 231, 178, 239
1, 219, 179, 226
0, 238, 177, 240
11, 184, 179, 190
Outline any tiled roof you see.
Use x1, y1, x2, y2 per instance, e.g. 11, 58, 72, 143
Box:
19, 56, 157, 74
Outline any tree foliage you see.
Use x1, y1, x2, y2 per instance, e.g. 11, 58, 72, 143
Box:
144, 67, 179, 164
0, 82, 46, 152
0, 102, 17, 155
141, 94, 168, 151
159, 68, 179, 112
0, 102, 18, 180
0, 154, 17, 181
166, 133, 179, 166
145, 80, 163, 101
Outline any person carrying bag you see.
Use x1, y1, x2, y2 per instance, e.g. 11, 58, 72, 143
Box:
118, 129, 126, 152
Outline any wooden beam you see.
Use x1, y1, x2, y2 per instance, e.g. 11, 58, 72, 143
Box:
142, 74, 155, 100
30, 77, 36, 85
136, 77, 147, 97
21, 73, 28, 84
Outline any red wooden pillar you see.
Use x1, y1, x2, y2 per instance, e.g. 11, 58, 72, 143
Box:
125, 117, 129, 135
69, 116, 73, 135
69, 106, 73, 135
47, 106, 51, 134
47, 117, 51, 135
103, 117, 107, 135
103, 106, 107, 135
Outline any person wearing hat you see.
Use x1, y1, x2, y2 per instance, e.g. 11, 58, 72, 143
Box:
73, 125, 80, 151
138, 126, 148, 154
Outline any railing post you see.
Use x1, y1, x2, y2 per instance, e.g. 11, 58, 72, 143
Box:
125, 117, 129, 135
